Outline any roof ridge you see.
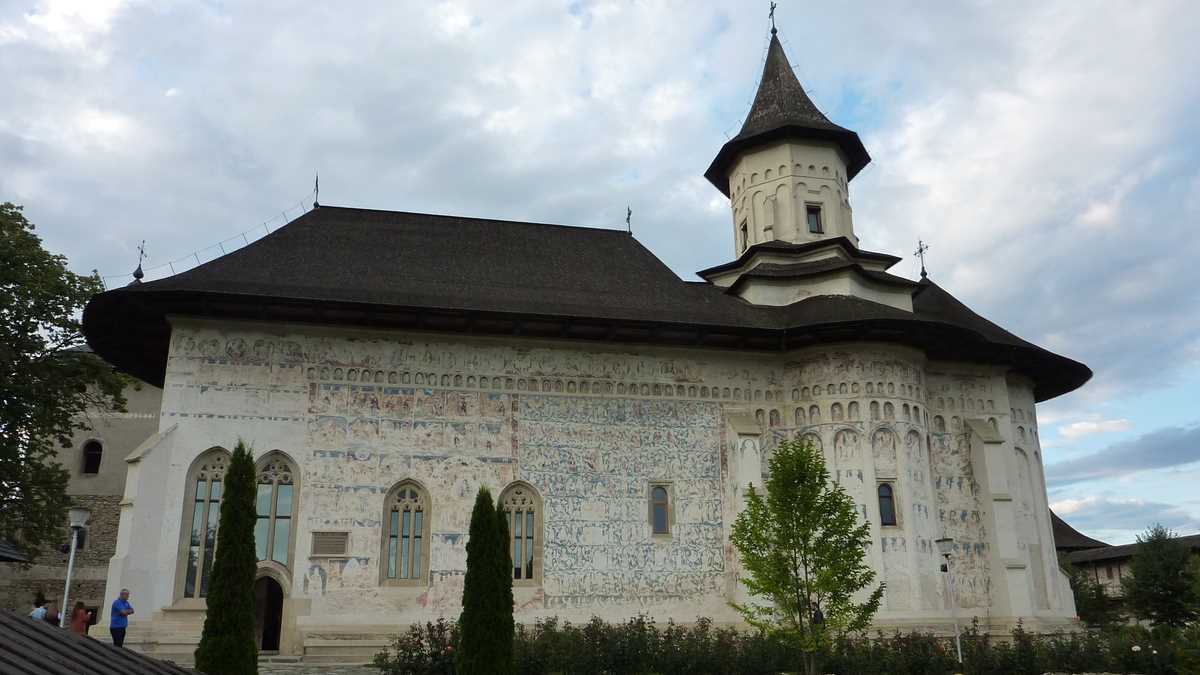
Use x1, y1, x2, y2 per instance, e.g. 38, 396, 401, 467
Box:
314, 204, 633, 235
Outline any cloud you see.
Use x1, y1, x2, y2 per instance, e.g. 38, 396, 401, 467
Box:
1051, 496, 1200, 540
1058, 418, 1132, 440
0, 1, 1198, 402
1046, 424, 1200, 485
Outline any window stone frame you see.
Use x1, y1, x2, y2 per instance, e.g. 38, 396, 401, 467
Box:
173, 446, 231, 606
379, 479, 432, 587
499, 481, 543, 587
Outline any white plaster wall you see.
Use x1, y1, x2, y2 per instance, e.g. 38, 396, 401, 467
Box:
109, 320, 1076, 642
732, 270, 914, 311
728, 141, 855, 254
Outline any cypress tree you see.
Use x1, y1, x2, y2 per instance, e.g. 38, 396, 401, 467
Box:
493, 500, 515, 671
456, 487, 514, 674
195, 440, 258, 675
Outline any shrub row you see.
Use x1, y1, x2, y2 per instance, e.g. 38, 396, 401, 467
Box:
373, 616, 1200, 675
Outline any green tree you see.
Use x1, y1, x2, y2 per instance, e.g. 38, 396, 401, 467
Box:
1121, 523, 1200, 628
0, 202, 126, 559
456, 487, 514, 674
194, 441, 258, 675
731, 438, 883, 675
1062, 557, 1122, 628
493, 501, 515, 669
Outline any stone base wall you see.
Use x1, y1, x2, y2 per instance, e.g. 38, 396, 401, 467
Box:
0, 493, 120, 615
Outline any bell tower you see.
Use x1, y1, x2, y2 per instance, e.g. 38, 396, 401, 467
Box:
705, 31, 870, 256
699, 30, 915, 311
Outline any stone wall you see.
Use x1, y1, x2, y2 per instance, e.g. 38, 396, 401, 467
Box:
0, 493, 122, 615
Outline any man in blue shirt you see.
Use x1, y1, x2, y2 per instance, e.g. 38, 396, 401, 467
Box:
110, 588, 134, 647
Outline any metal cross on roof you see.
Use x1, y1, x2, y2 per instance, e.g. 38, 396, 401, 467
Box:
133, 240, 146, 281
914, 239, 930, 279
769, 1, 778, 35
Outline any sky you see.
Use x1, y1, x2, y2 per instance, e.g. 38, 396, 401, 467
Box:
2, 1, 1199, 545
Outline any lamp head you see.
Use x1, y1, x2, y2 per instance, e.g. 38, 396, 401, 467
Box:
935, 537, 954, 557
68, 507, 91, 529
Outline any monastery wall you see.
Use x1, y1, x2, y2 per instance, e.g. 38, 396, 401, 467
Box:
104, 319, 1075, 659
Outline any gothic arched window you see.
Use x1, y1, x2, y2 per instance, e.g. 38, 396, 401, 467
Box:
878, 483, 897, 527
500, 483, 543, 585
381, 481, 430, 585
255, 453, 297, 568
179, 448, 230, 600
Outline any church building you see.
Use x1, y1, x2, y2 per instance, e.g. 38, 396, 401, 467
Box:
83, 31, 1090, 662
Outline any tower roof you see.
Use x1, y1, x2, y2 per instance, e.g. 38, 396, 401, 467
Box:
705, 33, 870, 196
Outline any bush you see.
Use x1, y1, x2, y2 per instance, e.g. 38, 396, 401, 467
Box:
373, 614, 1200, 675
373, 619, 457, 675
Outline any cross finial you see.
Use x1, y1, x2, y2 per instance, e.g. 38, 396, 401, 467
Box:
626, 205, 632, 234
132, 240, 146, 282
914, 239, 930, 279
313, 171, 320, 208
769, 1, 777, 35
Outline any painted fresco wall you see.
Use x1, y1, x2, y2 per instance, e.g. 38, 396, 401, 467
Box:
109, 320, 1074, 647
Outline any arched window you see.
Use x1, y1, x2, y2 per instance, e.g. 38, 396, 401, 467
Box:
500, 483, 542, 585
878, 483, 897, 527
381, 481, 430, 585
81, 440, 103, 474
769, 409, 781, 427
179, 448, 230, 600
255, 453, 296, 568
650, 484, 671, 535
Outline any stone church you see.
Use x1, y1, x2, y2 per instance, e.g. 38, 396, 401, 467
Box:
82, 32, 1090, 662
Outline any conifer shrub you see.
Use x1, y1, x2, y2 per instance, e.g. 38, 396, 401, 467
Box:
455, 487, 514, 674
194, 440, 258, 675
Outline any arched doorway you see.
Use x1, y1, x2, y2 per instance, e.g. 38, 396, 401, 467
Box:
254, 576, 284, 652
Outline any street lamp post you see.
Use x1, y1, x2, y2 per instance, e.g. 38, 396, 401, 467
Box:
935, 536, 963, 664
59, 506, 91, 628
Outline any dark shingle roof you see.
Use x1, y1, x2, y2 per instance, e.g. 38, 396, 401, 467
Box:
83, 206, 1090, 401
0, 610, 195, 674
1067, 534, 1200, 564
704, 34, 871, 195
1051, 511, 1109, 552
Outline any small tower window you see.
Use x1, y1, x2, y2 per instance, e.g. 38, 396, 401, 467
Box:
739, 219, 749, 250
81, 440, 102, 475
806, 204, 823, 233
878, 483, 897, 526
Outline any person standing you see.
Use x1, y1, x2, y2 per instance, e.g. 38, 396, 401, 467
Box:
69, 601, 91, 635
109, 589, 134, 647
29, 599, 47, 621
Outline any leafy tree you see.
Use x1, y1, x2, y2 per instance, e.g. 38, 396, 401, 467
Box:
0, 202, 126, 559
456, 487, 514, 674
731, 438, 883, 675
195, 441, 258, 675
1121, 523, 1200, 628
1061, 556, 1122, 628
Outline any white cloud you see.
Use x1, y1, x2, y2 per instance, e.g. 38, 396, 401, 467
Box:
1059, 418, 1132, 440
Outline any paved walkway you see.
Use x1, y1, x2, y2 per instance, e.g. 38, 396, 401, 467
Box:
258, 665, 377, 675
